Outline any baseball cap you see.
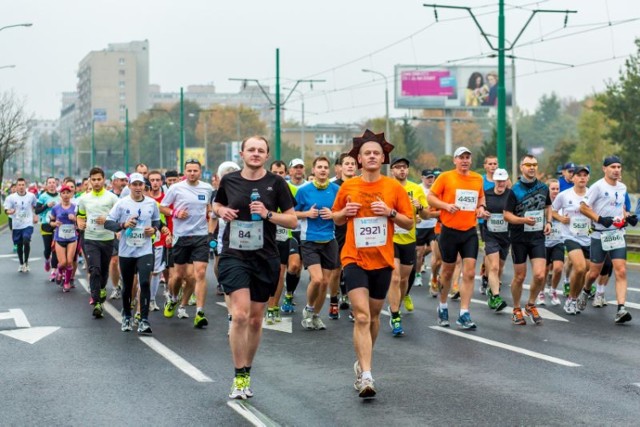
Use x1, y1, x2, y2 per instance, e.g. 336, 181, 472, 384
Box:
453, 146, 472, 158
390, 157, 410, 167
59, 185, 73, 193
493, 168, 509, 181
289, 158, 304, 168
128, 173, 145, 184
111, 171, 127, 180
573, 165, 590, 174
422, 169, 435, 177
603, 156, 622, 167
562, 162, 576, 171
433, 168, 442, 176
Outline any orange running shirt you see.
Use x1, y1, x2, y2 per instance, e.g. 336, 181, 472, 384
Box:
332, 176, 414, 270
429, 170, 484, 231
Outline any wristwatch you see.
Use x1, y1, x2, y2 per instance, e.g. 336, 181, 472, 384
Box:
266, 211, 274, 220
389, 209, 397, 218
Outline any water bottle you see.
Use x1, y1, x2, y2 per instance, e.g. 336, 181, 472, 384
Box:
125, 209, 141, 237
250, 189, 261, 221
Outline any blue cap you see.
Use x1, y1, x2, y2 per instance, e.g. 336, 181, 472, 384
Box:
603, 156, 622, 167
562, 162, 576, 171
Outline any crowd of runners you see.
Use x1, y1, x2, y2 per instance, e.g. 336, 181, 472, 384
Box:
3, 130, 638, 400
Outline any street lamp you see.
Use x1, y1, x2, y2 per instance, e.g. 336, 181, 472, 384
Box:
0, 23, 33, 33
284, 87, 306, 161
362, 69, 391, 141
149, 122, 174, 170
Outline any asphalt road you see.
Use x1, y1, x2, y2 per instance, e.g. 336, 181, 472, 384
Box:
2, 230, 640, 426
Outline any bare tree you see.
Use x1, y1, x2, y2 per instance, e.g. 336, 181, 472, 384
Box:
0, 90, 32, 189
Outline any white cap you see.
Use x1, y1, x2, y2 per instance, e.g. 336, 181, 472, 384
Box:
217, 161, 241, 177
128, 173, 145, 184
111, 171, 127, 180
289, 158, 304, 168
453, 146, 472, 158
493, 168, 509, 181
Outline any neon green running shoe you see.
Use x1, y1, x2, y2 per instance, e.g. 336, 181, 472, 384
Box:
164, 300, 178, 318
99, 288, 107, 303
194, 310, 208, 328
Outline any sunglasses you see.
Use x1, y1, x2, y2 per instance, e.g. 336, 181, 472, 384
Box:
185, 158, 201, 166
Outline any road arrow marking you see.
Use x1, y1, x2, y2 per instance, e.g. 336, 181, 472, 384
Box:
608, 301, 640, 310
0, 326, 59, 344
227, 400, 280, 427
0, 308, 31, 328
470, 298, 568, 322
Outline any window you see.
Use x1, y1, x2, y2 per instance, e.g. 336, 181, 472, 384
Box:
119, 58, 125, 65
119, 93, 126, 101
119, 70, 125, 76
119, 81, 125, 88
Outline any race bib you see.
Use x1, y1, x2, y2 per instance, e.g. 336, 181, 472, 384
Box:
16, 210, 28, 220
87, 214, 104, 232
394, 224, 410, 235
275, 225, 289, 242
548, 224, 562, 241
58, 224, 76, 240
487, 214, 508, 233
354, 217, 387, 248
229, 220, 263, 250
126, 228, 146, 247
524, 210, 544, 232
455, 189, 478, 212
601, 229, 625, 251
569, 216, 590, 236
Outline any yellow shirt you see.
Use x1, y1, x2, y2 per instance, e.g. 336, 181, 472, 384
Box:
393, 180, 427, 245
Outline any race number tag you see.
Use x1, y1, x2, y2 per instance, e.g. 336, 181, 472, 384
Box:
548, 224, 562, 241
569, 216, 589, 236
87, 214, 104, 232
126, 228, 146, 247
524, 210, 544, 232
354, 217, 387, 248
58, 224, 76, 240
16, 210, 28, 220
487, 214, 508, 233
229, 220, 263, 250
394, 224, 410, 235
601, 229, 625, 251
275, 225, 289, 242
455, 190, 478, 211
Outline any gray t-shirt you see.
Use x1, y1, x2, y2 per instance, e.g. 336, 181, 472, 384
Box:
160, 180, 213, 237
107, 196, 160, 258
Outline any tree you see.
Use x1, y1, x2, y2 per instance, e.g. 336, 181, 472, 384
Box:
476, 121, 527, 176
517, 93, 578, 154
546, 138, 577, 179
571, 98, 614, 183
597, 38, 640, 191
0, 91, 32, 194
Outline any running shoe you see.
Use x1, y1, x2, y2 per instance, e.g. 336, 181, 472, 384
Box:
456, 312, 477, 330
339, 295, 350, 310
121, 316, 133, 332
449, 284, 460, 300
134, 312, 141, 326
229, 377, 247, 400
488, 294, 508, 312
312, 314, 326, 330
589, 284, 597, 300
62, 282, 71, 293
480, 275, 488, 295
550, 290, 561, 306
18, 264, 24, 273
563, 281, 570, 297
535, 292, 546, 306
243, 374, 253, 398
414, 273, 423, 287
390, 316, 404, 337
524, 304, 543, 325
138, 319, 152, 334
358, 377, 376, 398
99, 288, 107, 303
109, 286, 122, 300
403, 295, 414, 312
615, 307, 632, 324
56, 272, 63, 286
265, 308, 275, 325
164, 300, 178, 318
92, 303, 104, 318
24, 263, 30, 272
44, 259, 51, 272
437, 306, 450, 327
149, 300, 160, 312
273, 308, 282, 323
348, 311, 355, 322
281, 295, 295, 314
328, 303, 340, 320
48, 270, 56, 281
188, 294, 197, 306
563, 299, 577, 315
429, 277, 439, 297
593, 292, 606, 308
512, 308, 526, 325
194, 311, 208, 328
576, 290, 589, 312
301, 308, 314, 330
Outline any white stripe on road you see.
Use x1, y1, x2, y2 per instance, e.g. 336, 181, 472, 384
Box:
607, 301, 640, 310
78, 278, 212, 383
0, 309, 32, 328
626, 288, 640, 293
139, 336, 213, 383
469, 298, 569, 322
227, 401, 280, 427
429, 326, 580, 367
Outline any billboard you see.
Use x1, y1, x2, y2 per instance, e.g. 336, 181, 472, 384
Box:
176, 147, 205, 170
395, 65, 513, 109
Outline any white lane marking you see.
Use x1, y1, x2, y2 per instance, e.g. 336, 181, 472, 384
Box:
429, 326, 580, 367
217, 302, 293, 333
0, 309, 31, 328
0, 326, 59, 344
227, 400, 280, 427
139, 336, 212, 382
607, 301, 640, 310
9, 257, 42, 262
79, 278, 212, 382
628, 288, 640, 293
469, 298, 569, 322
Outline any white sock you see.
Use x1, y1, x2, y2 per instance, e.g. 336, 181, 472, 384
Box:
460, 309, 469, 316
361, 370, 372, 381
439, 302, 448, 310
597, 285, 605, 293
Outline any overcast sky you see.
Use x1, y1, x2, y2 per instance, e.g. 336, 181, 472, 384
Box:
2, 0, 639, 125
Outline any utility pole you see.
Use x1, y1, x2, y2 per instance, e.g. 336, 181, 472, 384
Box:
423, 2, 576, 168
125, 108, 129, 171
180, 87, 185, 173
68, 128, 72, 176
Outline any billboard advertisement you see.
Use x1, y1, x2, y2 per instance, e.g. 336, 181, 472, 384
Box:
395, 65, 513, 109
176, 147, 205, 170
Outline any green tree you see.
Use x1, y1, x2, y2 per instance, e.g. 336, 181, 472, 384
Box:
571, 98, 614, 183
517, 93, 578, 154
476, 121, 527, 176
546, 138, 578, 179
596, 38, 640, 191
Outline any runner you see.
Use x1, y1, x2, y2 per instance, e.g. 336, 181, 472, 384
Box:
478, 156, 499, 294
414, 169, 438, 289
295, 156, 340, 331
541, 179, 564, 307
108, 171, 128, 300
76, 167, 120, 318
579, 156, 637, 323
35, 177, 60, 281
4, 178, 38, 272
503, 154, 551, 326
559, 162, 575, 192
160, 160, 214, 328
213, 136, 297, 400
283, 158, 307, 304
427, 146, 486, 329
147, 170, 170, 312
48, 185, 78, 292
332, 129, 413, 398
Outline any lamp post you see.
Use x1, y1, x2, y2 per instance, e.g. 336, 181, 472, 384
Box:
124, 108, 129, 171
362, 69, 391, 141
90, 120, 95, 167
0, 23, 33, 33
284, 87, 306, 161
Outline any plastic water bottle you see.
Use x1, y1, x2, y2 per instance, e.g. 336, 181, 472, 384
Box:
125, 209, 141, 237
250, 189, 261, 221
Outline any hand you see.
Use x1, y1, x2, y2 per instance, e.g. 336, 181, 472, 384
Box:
597, 216, 614, 228
77, 217, 86, 230
143, 226, 156, 237
47, 201, 55, 208
54, 220, 62, 228
626, 214, 638, 227
411, 198, 421, 209
68, 214, 76, 222
319, 207, 333, 220
33, 216, 38, 224
307, 204, 319, 219
95, 215, 106, 225
543, 222, 552, 236
218, 206, 239, 222
443, 204, 460, 214
476, 207, 490, 219
250, 201, 267, 218
174, 209, 189, 220
523, 216, 537, 226
559, 215, 570, 225
161, 226, 170, 235
5, 209, 15, 215
371, 197, 389, 217
343, 196, 362, 217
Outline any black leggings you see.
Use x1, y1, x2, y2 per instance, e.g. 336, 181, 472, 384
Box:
120, 254, 154, 319
16, 239, 31, 265
42, 233, 58, 268
84, 239, 113, 304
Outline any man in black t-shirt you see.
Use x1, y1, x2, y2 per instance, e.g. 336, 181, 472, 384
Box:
213, 136, 297, 401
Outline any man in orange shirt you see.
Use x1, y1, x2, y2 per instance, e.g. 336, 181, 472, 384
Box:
427, 146, 487, 329
332, 129, 413, 398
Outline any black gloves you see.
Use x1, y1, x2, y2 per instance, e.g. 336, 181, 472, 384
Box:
626, 215, 638, 227
597, 216, 614, 228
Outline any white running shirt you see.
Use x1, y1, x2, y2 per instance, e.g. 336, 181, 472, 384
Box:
160, 180, 213, 237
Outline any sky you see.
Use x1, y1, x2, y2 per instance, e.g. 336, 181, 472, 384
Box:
1, 0, 639, 126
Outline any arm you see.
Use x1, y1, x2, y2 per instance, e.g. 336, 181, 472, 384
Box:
579, 202, 600, 223
34, 202, 48, 214
265, 207, 297, 229
504, 210, 531, 226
